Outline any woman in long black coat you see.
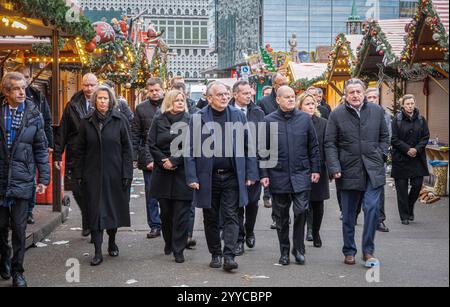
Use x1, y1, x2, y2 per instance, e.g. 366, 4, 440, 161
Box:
74, 86, 133, 266
391, 94, 430, 225
147, 89, 193, 263
297, 93, 330, 248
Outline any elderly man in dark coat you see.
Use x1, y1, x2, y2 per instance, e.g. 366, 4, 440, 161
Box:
260, 86, 321, 266
0, 72, 50, 287
185, 82, 259, 272
74, 86, 133, 267
325, 79, 390, 268
54, 73, 98, 237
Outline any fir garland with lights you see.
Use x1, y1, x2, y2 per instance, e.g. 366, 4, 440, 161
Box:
325, 33, 357, 81
353, 20, 399, 78
12, 0, 95, 42
402, 0, 449, 64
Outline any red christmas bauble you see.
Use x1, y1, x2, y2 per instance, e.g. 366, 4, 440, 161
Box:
378, 50, 385, 56
92, 21, 116, 44
85, 39, 97, 53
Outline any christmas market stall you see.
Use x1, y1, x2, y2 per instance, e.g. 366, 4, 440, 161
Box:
0, 0, 95, 213
289, 62, 328, 94
323, 33, 363, 108
353, 18, 412, 114
401, 0, 449, 195
84, 19, 169, 109
247, 44, 290, 100
401, 0, 449, 145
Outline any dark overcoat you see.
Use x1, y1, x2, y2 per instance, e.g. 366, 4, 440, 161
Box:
74, 110, 133, 231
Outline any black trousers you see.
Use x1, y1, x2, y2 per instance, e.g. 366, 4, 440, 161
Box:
187, 201, 195, 238
203, 172, 239, 260
238, 201, 259, 242
68, 169, 89, 230
91, 229, 118, 255
311, 201, 324, 237
0, 199, 29, 274
159, 199, 191, 256
379, 188, 386, 223
395, 177, 424, 221
272, 192, 309, 255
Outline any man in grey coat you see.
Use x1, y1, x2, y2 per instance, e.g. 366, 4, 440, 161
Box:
325, 79, 390, 268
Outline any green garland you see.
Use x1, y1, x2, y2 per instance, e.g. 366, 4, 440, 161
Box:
12, 0, 95, 41
402, 0, 449, 64
31, 37, 65, 56
290, 74, 326, 93
353, 20, 399, 78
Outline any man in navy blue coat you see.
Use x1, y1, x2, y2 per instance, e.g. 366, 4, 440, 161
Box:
185, 82, 259, 272
260, 86, 321, 266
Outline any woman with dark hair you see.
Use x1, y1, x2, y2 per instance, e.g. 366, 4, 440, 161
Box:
147, 90, 193, 263
297, 93, 330, 248
392, 94, 430, 225
74, 86, 133, 266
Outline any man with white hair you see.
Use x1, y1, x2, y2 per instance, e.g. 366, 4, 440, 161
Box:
54, 73, 98, 238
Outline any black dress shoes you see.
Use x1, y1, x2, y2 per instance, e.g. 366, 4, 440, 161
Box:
234, 241, 245, 256
147, 229, 161, 239
377, 222, 390, 232
210, 255, 223, 269
223, 258, 238, 272
0, 258, 11, 280
186, 238, 197, 249
270, 221, 277, 230
82, 229, 91, 237
313, 235, 322, 248
174, 254, 185, 264
246, 235, 256, 249
409, 215, 415, 222
108, 244, 119, 257
90, 255, 103, 266
402, 220, 410, 225
306, 229, 314, 242
279, 255, 290, 266
12, 273, 27, 288
27, 214, 35, 225
292, 250, 306, 265
164, 245, 173, 255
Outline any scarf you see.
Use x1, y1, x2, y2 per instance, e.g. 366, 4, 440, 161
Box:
3, 101, 26, 150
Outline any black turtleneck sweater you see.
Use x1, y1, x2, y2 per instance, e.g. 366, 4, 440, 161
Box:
212, 108, 233, 171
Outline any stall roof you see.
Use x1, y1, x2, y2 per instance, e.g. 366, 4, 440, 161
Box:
353, 18, 411, 77
289, 62, 328, 81
434, 0, 449, 34
378, 19, 411, 58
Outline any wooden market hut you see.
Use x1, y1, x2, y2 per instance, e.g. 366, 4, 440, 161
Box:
324, 33, 363, 109
401, 0, 449, 145
0, 0, 94, 212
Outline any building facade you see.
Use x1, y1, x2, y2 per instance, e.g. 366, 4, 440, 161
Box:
263, 0, 417, 52
209, 0, 418, 76
209, 0, 263, 73
80, 0, 218, 82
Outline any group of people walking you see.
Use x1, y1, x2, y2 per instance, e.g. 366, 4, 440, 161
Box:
0, 68, 431, 286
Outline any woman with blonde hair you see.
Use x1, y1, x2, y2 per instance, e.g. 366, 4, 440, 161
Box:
147, 90, 193, 263
297, 93, 330, 248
